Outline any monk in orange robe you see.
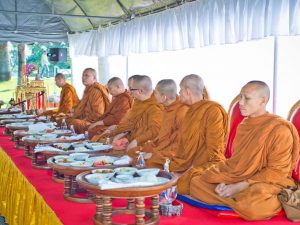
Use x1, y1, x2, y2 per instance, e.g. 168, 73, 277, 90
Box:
40, 73, 79, 118
189, 81, 299, 220
97, 75, 143, 137
109, 75, 163, 151
156, 75, 227, 193
68, 68, 110, 133
88, 77, 133, 140
127, 79, 189, 168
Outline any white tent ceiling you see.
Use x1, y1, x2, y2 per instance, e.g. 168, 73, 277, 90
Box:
0, 0, 183, 43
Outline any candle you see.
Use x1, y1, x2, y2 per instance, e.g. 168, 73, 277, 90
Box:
38, 92, 41, 109
27, 99, 30, 110
42, 93, 45, 109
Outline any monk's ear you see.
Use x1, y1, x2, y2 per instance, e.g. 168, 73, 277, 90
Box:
186, 88, 192, 95
260, 96, 268, 105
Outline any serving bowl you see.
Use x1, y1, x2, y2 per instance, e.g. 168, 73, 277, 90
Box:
114, 167, 137, 175
136, 168, 160, 177
69, 153, 89, 161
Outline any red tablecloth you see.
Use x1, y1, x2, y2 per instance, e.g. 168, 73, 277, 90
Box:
0, 128, 294, 225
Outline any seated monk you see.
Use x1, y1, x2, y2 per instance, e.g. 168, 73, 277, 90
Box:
160, 74, 228, 193
127, 79, 189, 168
109, 75, 163, 151
189, 80, 299, 220
40, 73, 79, 118
99, 75, 144, 138
88, 77, 133, 140
67, 68, 110, 133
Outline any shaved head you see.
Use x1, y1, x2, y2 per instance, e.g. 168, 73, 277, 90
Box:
83, 68, 97, 79
239, 80, 270, 117
244, 80, 270, 102
132, 75, 152, 94
128, 75, 142, 88
55, 73, 65, 80
108, 77, 124, 87
156, 79, 177, 100
55, 73, 66, 87
180, 74, 204, 97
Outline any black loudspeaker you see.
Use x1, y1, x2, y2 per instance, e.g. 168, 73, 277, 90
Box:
48, 48, 67, 62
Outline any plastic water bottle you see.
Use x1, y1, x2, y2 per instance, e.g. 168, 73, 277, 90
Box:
70, 125, 76, 134
105, 137, 111, 145
164, 158, 171, 172
61, 118, 67, 130
84, 131, 89, 140
136, 152, 145, 169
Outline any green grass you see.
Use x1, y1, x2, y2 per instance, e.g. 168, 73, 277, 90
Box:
0, 77, 61, 108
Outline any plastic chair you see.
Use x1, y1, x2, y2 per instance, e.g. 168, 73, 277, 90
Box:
224, 95, 245, 158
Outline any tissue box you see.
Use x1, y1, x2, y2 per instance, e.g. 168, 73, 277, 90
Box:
159, 200, 183, 217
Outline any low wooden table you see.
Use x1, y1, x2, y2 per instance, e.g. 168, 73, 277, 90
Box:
76, 170, 178, 225
13, 129, 72, 149
13, 130, 34, 149
48, 156, 128, 203
22, 137, 84, 163
0, 110, 21, 115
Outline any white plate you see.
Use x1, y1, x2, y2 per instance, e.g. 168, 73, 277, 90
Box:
86, 156, 118, 164
70, 161, 93, 167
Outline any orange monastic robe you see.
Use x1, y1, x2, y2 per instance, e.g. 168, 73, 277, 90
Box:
70, 82, 110, 133
171, 100, 228, 172
128, 97, 189, 168
172, 100, 228, 193
190, 113, 299, 220
110, 93, 163, 146
88, 91, 133, 140
42, 83, 79, 116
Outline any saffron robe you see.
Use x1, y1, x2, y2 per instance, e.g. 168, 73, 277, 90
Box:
42, 83, 79, 116
128, 98, 189, 168
89, 91, 133, 140
69, 82, 110, 133
190, 113, 299, 220
170, 100, 228, 172
110, 93, 163, 146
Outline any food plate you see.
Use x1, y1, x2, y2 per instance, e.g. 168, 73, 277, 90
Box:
86, 156, 118, 167
55, 156, 75, 166
70, 161, 93, 167
52, 130, 72, 135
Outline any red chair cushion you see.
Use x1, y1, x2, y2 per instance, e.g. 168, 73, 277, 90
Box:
225, 102, 245, 158
290, 107, 300, 182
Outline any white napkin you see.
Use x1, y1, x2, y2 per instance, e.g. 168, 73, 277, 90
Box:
63, 134, 85, 141
28, 123, 49, 133
113, 155, 131, 165
99, 181, 154, 190
34, 145, 63, 153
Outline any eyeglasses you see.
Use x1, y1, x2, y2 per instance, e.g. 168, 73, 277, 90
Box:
129, 88, 139, 92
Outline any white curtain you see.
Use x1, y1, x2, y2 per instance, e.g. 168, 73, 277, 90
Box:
68, 0, 300, 57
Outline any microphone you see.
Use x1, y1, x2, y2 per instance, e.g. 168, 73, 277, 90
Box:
12, 100, 26, 106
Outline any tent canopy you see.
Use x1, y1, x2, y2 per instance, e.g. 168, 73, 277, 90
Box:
0, 0, 179, 43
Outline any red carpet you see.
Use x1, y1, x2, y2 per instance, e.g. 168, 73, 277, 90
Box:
0, 127, 295, 225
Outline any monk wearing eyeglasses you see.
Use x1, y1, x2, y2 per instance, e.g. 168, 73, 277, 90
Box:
127, 79, 189, 167
108, 75, 163, 151
188, 81, 299, 220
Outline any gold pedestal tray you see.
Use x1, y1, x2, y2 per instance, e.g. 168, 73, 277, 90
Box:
76, 170, 178, 225
48, 156, 129, 203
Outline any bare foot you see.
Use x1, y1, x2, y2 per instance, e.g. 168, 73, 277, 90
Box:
215, 181, 249, 198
